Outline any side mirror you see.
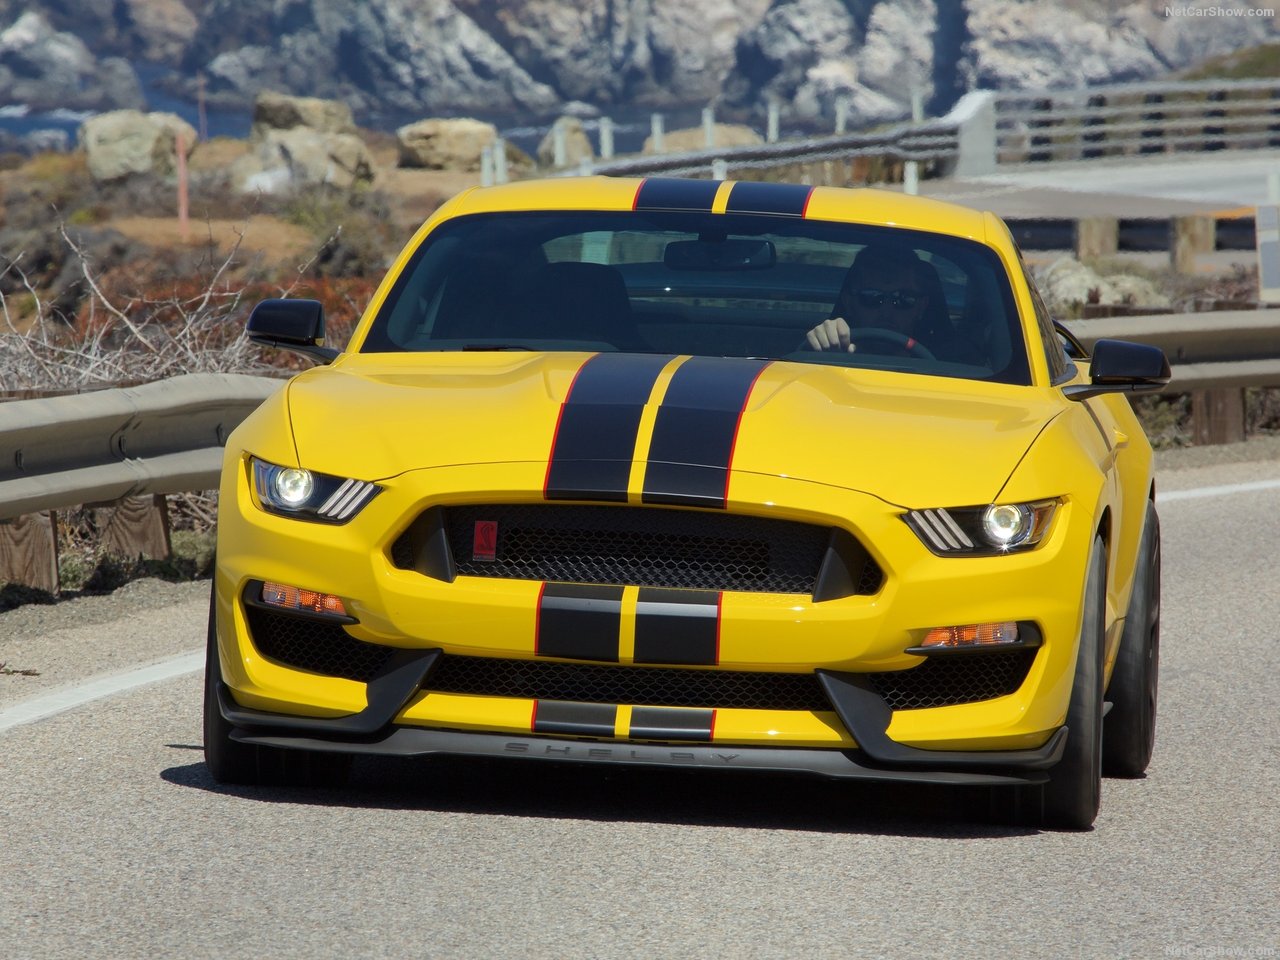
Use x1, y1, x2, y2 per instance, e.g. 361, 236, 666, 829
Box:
1064, 338, 1171, 401
247, 299, 340, 364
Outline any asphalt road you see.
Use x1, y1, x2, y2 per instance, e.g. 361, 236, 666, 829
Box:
2, 453, 1278, 960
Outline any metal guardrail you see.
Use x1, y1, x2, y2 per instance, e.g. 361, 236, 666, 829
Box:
1, 311, 1278, 524
0, 373, 281, 522
539, 79, 1277, 183
994, 78, 1280, 165
580, 120, 961, 179
1069, 309, 1280, 391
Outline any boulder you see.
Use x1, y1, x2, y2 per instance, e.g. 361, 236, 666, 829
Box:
78, 110, 197, 182
643, 123, 763, 154
397, 118, 496, 171
537, 116, 594, 167
251, 90, 358, 137
1036, 257, 1170, 313
231, 128, 375, 194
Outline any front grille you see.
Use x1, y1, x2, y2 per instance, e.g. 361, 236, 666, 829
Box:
869, 648, 1038, 710
426, 655, 831, 711
398, 503, 875, 595
245, 606, 394, 683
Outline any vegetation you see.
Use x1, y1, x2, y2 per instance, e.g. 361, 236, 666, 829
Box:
1182, 43, 1280, 81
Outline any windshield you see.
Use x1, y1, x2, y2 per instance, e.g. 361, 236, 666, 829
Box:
361, 210, 1031, 385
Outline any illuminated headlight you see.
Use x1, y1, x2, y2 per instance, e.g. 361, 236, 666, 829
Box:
250, 457, 382, 523
904, 499, 1059, 556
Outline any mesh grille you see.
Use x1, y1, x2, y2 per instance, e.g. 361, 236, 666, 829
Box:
246, 607, 394, 683
869, 649, 1038, 710
421, 503, 856, 594
426, 655, 831, 711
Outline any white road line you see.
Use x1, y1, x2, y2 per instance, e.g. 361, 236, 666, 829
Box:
0, 650, 203, 735
1, 471, 1278, 734
1160, 478, 1280, 503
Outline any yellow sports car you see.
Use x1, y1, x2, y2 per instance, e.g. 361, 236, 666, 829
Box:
205, 177, 1168, 829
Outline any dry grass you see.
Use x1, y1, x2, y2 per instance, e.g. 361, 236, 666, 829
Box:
107, 215, 316, 263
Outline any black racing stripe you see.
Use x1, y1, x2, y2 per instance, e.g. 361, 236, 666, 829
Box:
533, 700, 618, 738
537, 583, 623, 662
545, 353, 671, 502
642, 357, 769, 509
633, 588, 720, 665
634, 178, 722, 212
629, 706, 716, 742
724, 181, 813, 217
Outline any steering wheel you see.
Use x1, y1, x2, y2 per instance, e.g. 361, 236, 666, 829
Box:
848, 327, 936, 360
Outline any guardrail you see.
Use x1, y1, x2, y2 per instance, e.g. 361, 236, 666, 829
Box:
0, 373, 280, 523
541, 79, 1280, 183
1069, 309, 1280, 391
578, 118, 961, 179
1, 314, 1277, 593
994, 77, 1280, 165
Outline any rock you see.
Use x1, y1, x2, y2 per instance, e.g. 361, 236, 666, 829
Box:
454, 0, 771, 108
188, 0, 560, 116
962, 0, 1164, 91
77, 110, 197, 182
537, 116, 594, 167
1120, 0, 1279, 73
118, 0, 198, 63
643, 123, 763, 153
252, 90, 357, 137
231, 128, 376, 194
1035, 257, 1170, 313
0, 11, 143, 113
718, 0, 935, 128
397, 117, 496, 170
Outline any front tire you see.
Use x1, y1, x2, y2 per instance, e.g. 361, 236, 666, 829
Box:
998, 536, 1106, 830
1103, 502, 1160, 778
203, 583, 351, 788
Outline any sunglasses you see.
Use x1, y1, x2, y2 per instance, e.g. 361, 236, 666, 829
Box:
853, 288, 920, 310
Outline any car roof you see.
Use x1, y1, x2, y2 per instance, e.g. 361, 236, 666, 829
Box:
443, 177, 993, 245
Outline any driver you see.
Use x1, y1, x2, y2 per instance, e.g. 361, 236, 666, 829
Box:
805, 246, 937, 356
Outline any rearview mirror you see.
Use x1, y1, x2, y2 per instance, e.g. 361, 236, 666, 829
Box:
1064, 338, 1171, 400
247, 299, 340, 364
664, 238, 776, 271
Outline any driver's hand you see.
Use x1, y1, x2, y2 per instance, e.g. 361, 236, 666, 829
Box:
805, 317, 856, 353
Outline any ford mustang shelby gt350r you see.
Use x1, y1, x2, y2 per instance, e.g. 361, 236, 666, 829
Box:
206, 177, 1168, 829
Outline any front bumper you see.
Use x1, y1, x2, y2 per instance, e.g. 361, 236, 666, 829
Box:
215, 456, 1098, 759
214, 645, 1066, 786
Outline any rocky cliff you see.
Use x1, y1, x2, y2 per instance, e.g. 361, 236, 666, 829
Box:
1, 0, 1277, 129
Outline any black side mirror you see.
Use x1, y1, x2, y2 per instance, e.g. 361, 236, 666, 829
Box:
1064, 338, 1171, 401
247, 299, 340, 364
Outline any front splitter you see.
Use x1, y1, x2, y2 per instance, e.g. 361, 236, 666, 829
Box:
232, 725, 1050, 787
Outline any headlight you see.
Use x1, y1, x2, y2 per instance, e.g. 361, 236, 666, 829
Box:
250, 457, 382, 523
904, 499, 1059, 556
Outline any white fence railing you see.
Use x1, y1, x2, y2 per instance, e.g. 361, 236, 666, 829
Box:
538, 79, 1280, 183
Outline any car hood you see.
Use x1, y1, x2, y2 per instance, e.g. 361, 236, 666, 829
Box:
286, 353, 1061, 508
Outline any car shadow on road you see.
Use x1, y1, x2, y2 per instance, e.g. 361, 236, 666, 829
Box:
161, 751, 1039, 839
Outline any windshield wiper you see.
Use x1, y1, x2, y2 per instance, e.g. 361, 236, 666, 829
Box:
460, 343, 534, 351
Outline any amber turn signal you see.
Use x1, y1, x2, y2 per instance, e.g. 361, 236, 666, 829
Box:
922, 621, 1019, 647
261, 581, 348, 618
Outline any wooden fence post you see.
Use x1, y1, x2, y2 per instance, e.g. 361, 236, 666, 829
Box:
1173, 215, 1216, 274
0, 512, 59, 594
92, 495, 172, 561
1076, 217, 1119, 260
1191, 389, 1246, 445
